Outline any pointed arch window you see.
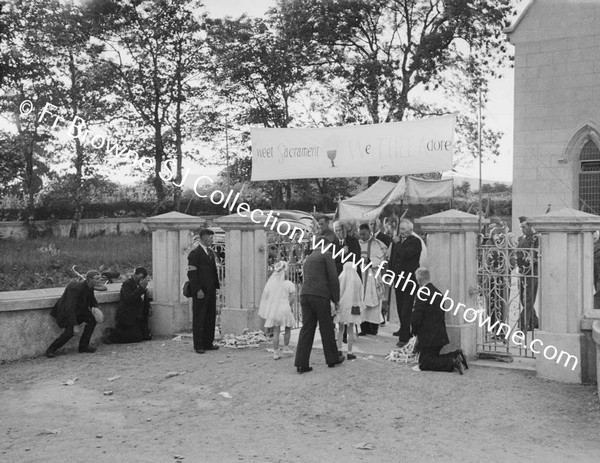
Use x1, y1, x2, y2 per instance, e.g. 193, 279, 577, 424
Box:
579, 139, 600, 214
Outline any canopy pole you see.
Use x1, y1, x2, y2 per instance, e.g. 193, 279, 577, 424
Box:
478, 87, 483, 233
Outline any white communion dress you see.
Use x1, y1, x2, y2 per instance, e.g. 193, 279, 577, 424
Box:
258, 271, 296, 329
335, 262, 364, 325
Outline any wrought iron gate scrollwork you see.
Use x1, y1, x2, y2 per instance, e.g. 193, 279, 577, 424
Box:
476, 223, 541, 358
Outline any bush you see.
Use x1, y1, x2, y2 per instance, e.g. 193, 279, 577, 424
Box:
0, 234, 152, 291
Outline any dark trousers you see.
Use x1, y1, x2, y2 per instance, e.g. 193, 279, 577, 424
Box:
192, 289, 217, 350
47, 309, 96, 352
518, 276, 539, 331
294, 295, 339, 368
395, 284, 416, 342
418, 346, 456, 372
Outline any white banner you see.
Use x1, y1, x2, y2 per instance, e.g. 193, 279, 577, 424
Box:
250, 114, 456, 181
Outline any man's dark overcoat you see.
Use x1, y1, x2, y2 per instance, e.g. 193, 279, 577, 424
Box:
51, 280, 97, 328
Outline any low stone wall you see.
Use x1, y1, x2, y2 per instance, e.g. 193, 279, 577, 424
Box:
0, 218, 147, 240
0, 284, 125, 363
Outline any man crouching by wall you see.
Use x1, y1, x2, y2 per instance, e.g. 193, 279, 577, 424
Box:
411, 268, 468, 375
46, 270, 102, 358
102, 267, 152, 344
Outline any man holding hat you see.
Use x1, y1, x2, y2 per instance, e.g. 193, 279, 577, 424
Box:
188, 228, 221, 354
46, 270, 102, 358
103, 267, 152, 344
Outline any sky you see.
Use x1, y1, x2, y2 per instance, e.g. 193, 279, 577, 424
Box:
2, 0, 516, 187
197, 0, 517, 184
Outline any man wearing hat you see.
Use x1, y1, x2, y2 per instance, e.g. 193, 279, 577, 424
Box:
188, 228, 221, 354
46, 270, 102, 358
515, 216, 540, 331
103, 267, 152, 344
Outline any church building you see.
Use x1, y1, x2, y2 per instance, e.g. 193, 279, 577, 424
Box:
506, 0, 600, 231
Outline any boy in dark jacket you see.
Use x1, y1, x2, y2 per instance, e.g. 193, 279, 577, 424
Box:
46, 270, 102, 358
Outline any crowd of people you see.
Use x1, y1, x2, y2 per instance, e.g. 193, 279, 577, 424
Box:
259, 214, 467, 375
46, 214, 597, 375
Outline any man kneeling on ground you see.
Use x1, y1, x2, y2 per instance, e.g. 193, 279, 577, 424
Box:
103, 267, 152, 344
411, 267, 468, 374
46, 270, 102, 358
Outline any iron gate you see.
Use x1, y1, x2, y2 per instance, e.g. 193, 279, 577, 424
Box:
476, 225, 541, 358
211, 239, 226, 327
266, 232, 306, 326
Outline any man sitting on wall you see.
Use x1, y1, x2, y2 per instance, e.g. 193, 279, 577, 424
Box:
46, 270, 102, 358
103, 267, 152, 344
411, 267, 468, 374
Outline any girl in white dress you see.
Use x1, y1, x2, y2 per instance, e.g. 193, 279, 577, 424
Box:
258, 261, 296, 359
335, 262, 365, 360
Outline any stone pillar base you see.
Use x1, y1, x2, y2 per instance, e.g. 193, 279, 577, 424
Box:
150, 302, 191, 336
443, 323, 477, 359
535, 331, 583, 383
220, 307, 260, 335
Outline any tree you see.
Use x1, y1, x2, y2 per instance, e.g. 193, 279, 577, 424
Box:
206, 12, 361, 209
277, 0, 515, 184
0, 0, 63, 226
455, 180, 471, 197
95, 0, 207, 204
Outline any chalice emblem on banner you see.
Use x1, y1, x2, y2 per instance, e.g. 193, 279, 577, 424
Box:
327, 149, 337, 167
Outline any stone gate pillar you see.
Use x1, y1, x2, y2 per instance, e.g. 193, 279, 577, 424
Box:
214, 214, 268, 334
528, 208, 600, 383
143, 212, 206, 336
416, 210, 483, 359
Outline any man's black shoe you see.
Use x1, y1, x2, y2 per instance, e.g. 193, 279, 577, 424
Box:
328, 355, 345, 368
357, 332, 367, 336
454, 357, 464, 375
297, 366, 313, 374
195, 349, 205, 354
79, 346, 97, 353
45, 349, 57, 358
205, 345, 219, 351
458, 349, 469, 369
392, 330, 401, 336
347, 353, 357, 360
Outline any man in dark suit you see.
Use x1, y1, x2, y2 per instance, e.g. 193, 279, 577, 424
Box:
294, 237, 345, 373
102, 267, 152, 344
390, 219, 422, 347
316, 214, 339, 250
187, 228, 221, 354
46, 270, 102, 358
411, 268, 467, 374
333, 220, 361, 276
369, 217, 392, 247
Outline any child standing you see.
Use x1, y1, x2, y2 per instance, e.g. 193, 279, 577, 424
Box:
258, 261, 296, 360
335, 262, 364, 360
